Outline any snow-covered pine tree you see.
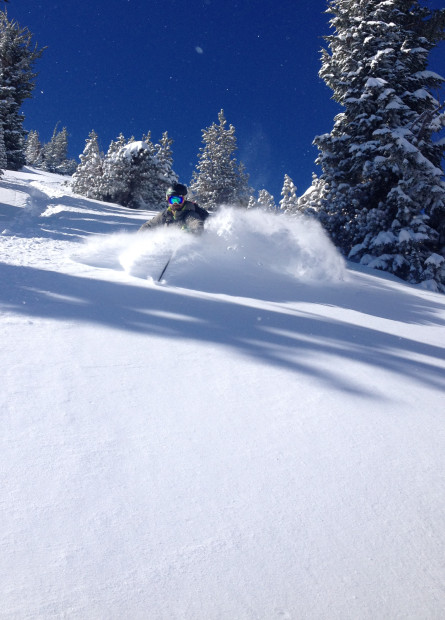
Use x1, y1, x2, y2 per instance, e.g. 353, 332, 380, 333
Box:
190, 109, 251, 210
236, 162, 251, 207
58, 155, 77, 176
136, 131, 166, 209
71, 130, 103, 199
247, 195, 257, 209
306, 0, 445, 290
42, 125, 69, 172
26, 126, 76, 174
0, 121, 6, 175
294, 173, 322, 217
153, 131, 178, 207
245, 189, 276, 211
25, 129, 42, 167
257, 189, 276, 212
52, 126, 69, 173
119, 140, 160, 209
100, 136, 162, 209
279, 174, 298, 213
41, 125, 60, 172
0, 11, 44, 169
49, 126, 76, 175
99, 134, 130, 204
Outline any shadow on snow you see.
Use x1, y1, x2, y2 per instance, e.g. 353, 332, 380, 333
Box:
1, 180, 147, 241
1, 262, 444, 398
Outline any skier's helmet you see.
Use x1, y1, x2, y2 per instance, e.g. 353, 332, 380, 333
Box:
166, 183, 188, 199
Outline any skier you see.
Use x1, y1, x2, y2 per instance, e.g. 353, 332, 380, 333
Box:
138, 183, 209, 234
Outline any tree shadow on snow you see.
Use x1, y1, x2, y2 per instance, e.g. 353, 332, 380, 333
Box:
1, 179, 147, 241
1, 262, 444, 398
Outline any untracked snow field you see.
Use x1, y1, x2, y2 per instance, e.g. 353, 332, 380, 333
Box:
1, 169, 445, 619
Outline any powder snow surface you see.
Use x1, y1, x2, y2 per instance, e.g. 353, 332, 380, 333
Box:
1, 169, 445, 619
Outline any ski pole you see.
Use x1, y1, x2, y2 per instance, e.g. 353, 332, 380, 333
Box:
157, 255, 172, 282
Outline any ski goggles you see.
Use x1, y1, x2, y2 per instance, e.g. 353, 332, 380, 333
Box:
168, 195, 185, 206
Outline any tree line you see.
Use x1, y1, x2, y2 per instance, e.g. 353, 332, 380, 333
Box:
0, 11, 43, 171
1, 2, 445, 291
25, 126, 77, 175
69, 109, 253, 211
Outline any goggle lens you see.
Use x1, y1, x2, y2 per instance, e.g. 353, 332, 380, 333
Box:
168, 195, 184, 206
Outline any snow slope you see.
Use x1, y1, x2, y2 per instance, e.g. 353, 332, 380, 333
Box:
1, 168, 445, 620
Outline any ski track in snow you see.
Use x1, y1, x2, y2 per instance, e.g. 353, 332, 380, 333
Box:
1, 169, 445, 620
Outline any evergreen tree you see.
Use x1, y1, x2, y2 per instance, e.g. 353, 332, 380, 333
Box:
246, 189, 276, 211
119, 140, 159, 209
58, 155, 77, 176
135, 131, 162, 208
99, 132, 176, 209
247, 195, 257, 209
103, 133, 127, 165
100, 137, 160, 209
41, 125, 58, 172
190, 109, 251, 210
0, 11, 44, 169
71, 130, 103, 199
51, 126, 69, 172
279, 174, 298, 213
0, 121, 6, 174
99, 134, 130, 204
153, 131, 178, 206
305, 0, 445, 290
44, 126, 76, 174
25, 129, 42, 166
42, 124, 65, 172
294, 173, 320, 217
0, 64, 8, 176
74, 130, 177, 209
26, 126, 76, 174
257, 189, 276, 212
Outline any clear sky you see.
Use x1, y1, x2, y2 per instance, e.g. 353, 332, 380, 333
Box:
8, 0, 445, 201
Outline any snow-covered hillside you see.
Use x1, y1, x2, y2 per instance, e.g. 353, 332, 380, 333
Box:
1, 169, 445, 619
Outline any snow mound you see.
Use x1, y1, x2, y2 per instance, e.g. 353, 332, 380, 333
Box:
73, 207, 346, 296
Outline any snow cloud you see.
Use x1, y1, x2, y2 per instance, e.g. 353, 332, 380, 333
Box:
74, 208, 346, 296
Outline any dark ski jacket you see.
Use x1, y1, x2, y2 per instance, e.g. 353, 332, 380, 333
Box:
139, 201, 209, 234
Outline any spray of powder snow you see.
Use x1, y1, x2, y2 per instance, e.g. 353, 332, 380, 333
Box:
206, 208, 346, 281
73, 208, 346, 293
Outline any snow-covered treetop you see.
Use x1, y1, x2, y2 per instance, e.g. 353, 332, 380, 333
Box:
120, 141, 152, 160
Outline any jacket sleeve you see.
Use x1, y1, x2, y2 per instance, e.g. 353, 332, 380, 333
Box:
138, 211, 166, 232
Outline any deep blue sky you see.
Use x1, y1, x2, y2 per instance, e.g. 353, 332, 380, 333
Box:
8, 0, 445, 201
